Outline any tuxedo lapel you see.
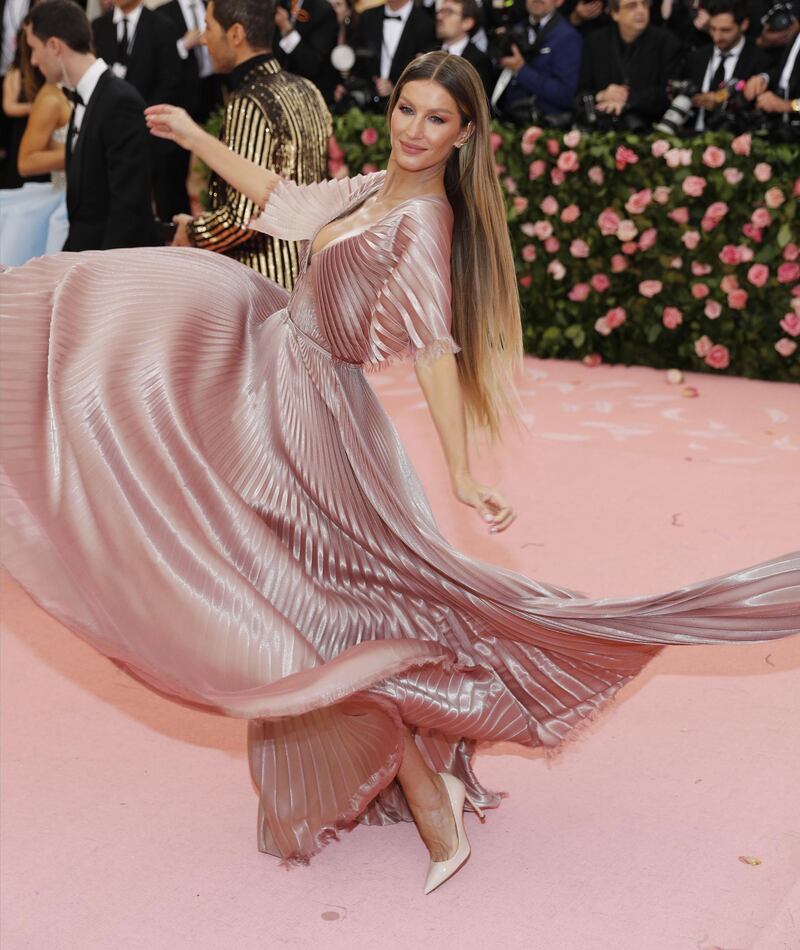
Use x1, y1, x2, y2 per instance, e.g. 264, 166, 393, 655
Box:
531, 12, 560, 54
68, 69, 112, 205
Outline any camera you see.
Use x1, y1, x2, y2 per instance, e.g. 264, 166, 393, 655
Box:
654, 79, 699, 134
330, 44, 385, 113
487, 22, 535, 69
761, 1, 798, 31
573, 92, 648, 132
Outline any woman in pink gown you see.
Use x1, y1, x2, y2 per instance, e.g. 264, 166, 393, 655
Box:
1, 52, 798, 892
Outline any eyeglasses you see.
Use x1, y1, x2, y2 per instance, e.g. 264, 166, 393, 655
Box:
437, 6, 463, 15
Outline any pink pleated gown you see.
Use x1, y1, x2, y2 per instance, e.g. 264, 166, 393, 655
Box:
1, 170, 798, 864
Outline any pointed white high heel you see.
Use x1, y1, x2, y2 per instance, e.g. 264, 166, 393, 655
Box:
423, 772, 486, 895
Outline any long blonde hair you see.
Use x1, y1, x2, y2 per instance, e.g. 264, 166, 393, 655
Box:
387, 51, 523, 439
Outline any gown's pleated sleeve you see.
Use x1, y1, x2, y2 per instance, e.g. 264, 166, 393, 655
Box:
366, 201, 461, 367
248, 173, 378, 241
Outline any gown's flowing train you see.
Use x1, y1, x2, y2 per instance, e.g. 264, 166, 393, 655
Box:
1, 171, 798, 863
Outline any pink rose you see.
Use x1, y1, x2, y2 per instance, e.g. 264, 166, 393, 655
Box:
560, 204, 580, 223
670, 256, 683, 269
583, 353, 602, 367
519, 274, 532, 288
490, 132, 503, 153
701, 216, 719, 232
547, 260, 566, 280
568, 283, 591, 302
694, 335, 713, 357
570, 238, 590, 258
544, 236, 561, 253
704, 300, 722, 319
361, 162, 378, 174
557, 149, 580, 173
754, 162, 772, 182
747, 263, 769, 287
779, 313, 800, 336
331, 163, 350, 180
795, 177, 800, 198
639, 227, 658, 251
738, 246, 754, 263
616, 219, 638, 242
512, 196, 529, 214
691, 261, 712, 276
723, 168, 744, 185
615, 145, 638, 170
651, 139, 670, 158
328, 137, 344, 160
550, 167, 566, 186
639, 280, 662, 298
588, 165, 605, 185
719, 244, 741, 265
594, 316, 612, 336
621, 241, 638, 255
611, 254, 629, 273
783, 243, 799, 261
503, 175, 518, 194
563, 129, 582, 149
765, 187, 785, 209
591, 273, 610, 292
522, 243, 537, 262
705, 344, 730, 370
702, 145, 726, 168
668, 207, 690, 225
540, 195, 559, 215
727, 289, 748, 309
360, 127, 379, 146
520, 125, 543, 154
731, 133, 751, 156
775, 338, 798, 357
662, 306, 683, 329
625, 188, 652, 215
751, 207, 771, 228
778, 262, 800, 283
682, 175, 707, 197
532, 219, 553, 240
597, 208, 621, 236
742, 223, 763, 243
664, 148, 683, 169
682, 230, 700, 250
720, 275, 739, 293
520, 222, 536, 237
706, 201, 729, 222
605, 306, 626, 329
653, 185, 672, 204
546, 137, 560, 156
529, 159, 546, 180
691, 283, 710, 299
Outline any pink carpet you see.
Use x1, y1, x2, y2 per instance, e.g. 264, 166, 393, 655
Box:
2, 356, 798, 950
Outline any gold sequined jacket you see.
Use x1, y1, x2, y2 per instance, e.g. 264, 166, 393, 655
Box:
188, 54, 331, 289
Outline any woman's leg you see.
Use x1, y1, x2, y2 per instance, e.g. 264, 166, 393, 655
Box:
395, 726, 458, 862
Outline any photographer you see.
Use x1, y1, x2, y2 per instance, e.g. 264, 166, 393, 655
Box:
434, 0, 496, 99
274, 0, 339, 102
685, 0, 768, 129
744, 22, 800, 115
490, 0, 582, 117
579, 0, 683, 128
754, 0, 800, 67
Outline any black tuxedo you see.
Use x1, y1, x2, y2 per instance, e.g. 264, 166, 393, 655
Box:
92, 6, 187, 221
63, 69, 159, 251
275, 0, 339, 102
684, 40, 769, 90
768, 34, 800, 98
353, 4, 436, 103
159, 0, 221, 123
457, 41, 495, 101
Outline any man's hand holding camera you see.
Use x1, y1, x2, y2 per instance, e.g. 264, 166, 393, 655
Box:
499, 44, 526, 73
596, 83, 629, 114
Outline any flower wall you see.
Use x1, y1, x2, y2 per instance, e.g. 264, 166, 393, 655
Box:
330, 110, 799, 382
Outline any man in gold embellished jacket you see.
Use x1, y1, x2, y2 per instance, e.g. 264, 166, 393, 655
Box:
172, 0, 331, 289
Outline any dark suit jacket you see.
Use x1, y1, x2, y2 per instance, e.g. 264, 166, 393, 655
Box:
353, 4, 437, 92
461, 40, 496, 100
768, 34, 800, 98
684, 40, 769, 89
275, 0, 339, 102
158, 0, 219, 121
63, 69, 159, 251
92, 7, 183, 107
501, 14, 582, 114
580, 24, 684, 122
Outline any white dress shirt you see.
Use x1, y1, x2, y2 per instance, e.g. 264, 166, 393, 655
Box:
70, 57, 109, 144
112, 2, 144, 52
695, 36, 745, 131
175, 0, 213, 77
380, 0, 413, 79
778, 33, 800, 95
527, 10, 553, 46
442, 36, 470, 58
278, 0, 304, 57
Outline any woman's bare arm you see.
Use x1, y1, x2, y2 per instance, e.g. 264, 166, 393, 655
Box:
2, 69, 32, 118
415, 353, 515, 533
144, 103, 281, 207
18, 87, 69, 177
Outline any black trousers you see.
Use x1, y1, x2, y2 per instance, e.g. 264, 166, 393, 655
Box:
151, 143, 191, 223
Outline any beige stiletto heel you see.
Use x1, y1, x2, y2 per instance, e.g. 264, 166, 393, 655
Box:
423, 772, 486, 895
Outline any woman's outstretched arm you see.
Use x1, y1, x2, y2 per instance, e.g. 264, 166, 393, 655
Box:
415, 353, 515, 533
144, 104, 280, 207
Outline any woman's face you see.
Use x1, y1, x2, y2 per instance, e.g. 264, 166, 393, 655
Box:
389, 79, 471, 173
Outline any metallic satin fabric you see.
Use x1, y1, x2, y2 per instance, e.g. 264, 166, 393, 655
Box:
1, 172, 798, 866
187, 57, 331, 289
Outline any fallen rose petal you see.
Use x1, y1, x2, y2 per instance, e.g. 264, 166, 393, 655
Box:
666, 369, 684, 384
738, 856, 763, 866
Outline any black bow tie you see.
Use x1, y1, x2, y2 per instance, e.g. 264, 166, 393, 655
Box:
384, 12, 403, 19
67, 88, 84, 107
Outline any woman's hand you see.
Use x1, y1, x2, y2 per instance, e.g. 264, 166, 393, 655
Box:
144, 104, 201, 151
452, 474, 516, 534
